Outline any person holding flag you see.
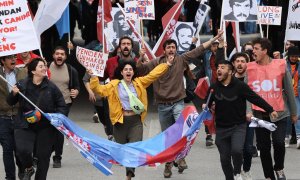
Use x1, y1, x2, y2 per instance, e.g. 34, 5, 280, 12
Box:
203, 60, 278, 180
137, 30, 223, 178
89, 57, 174, 180
7, 58, 67, 180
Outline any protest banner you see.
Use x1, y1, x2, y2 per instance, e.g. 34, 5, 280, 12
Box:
257, 6, 282, 25
285, 0, 300, 41
124, 0, 155, 20
0, 0, 39, 56
76, 46, 108, 77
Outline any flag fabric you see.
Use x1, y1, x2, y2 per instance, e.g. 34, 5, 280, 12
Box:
194, 77, 210, 99
55, 5, 70, 39
45, 106, 211, 175
33, 0, 69, 42
152, 0, 184, 57
97, 0, 113, 53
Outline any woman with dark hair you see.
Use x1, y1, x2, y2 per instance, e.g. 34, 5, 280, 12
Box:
89, 58, 173, 180
7, 58, 67, 180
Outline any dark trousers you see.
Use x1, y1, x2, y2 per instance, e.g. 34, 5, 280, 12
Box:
15, 126, 55, 180
255, 117, 287, 180
53, 103, 71, 160
95, 99, 113, 136
243, 123, 255, 172
215, 123, 247, 180
113, 115, 143, 177
0, 116, 16, 180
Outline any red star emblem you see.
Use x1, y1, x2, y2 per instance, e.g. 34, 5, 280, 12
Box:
1, 37, 6, 42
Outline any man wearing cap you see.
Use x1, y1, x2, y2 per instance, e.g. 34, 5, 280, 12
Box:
0, 54, 27, 179
286, 46, 300, 149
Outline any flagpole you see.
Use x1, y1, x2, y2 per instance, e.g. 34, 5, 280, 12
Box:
219, 2, 227, 60
257, 5, 264, 38
152, 0, 184, 55
102, 0, 105, 54
140, 19, 145, 48
0, 75, 44, 114
68, 5, 71, 55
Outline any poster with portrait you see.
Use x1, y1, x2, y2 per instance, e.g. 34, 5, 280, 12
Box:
285, 0, 300, 41
193, 3, 210, 36
105, 7, 140, 50
223, 0, 258, 22
171, 22, 196, 53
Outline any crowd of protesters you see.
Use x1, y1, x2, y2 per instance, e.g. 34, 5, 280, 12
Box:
0, 0, 299, 180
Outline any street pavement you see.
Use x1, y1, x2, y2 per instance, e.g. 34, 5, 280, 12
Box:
1, 93, 300, 180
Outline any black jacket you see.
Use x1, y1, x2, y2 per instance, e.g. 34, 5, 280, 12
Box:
207, 77, 273, 127
7, 77, 67, 129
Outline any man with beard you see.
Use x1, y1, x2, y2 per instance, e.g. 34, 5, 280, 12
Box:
247, 38, 297, 180
224, 0, 257, 21
49, 46, 80, 168
137, 30, 223, 178
103, 36, 147, 81
175, 23, 194, 53
203, 60, 277, 180
0, 54, 27, 180
230, 53, 255, 179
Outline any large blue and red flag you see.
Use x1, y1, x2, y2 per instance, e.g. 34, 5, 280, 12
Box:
44, 106, 211, 176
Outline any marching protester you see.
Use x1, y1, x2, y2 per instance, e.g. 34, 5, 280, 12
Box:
0, 54, 27, 180
83, 72, 113, 140
230, 52, 255, 179
285, 46, 300, 149
7, 58, 67, 180
247, 38, 297, 180
203, 60, 278, 180
48, 46, 80, 168
103, 36, 148, 81
89, 57, 174, 180
137, 30, 223, 178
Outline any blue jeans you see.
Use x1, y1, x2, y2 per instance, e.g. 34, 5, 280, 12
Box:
0, 116, 16, 180
157, 100, 185, 131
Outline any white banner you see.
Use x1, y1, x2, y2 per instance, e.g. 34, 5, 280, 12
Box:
223, 0, 258, 22
0, 0, 39, 56
76, 46, 108, 77
285, 0, 300, 41
257, 6, 282, 25
124, 0, 155, 20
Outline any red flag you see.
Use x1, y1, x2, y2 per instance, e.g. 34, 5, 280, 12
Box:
97, 0, 112, 53
203, 114, 215, 134
194, 77, 210, 99
152, 0, 183, 57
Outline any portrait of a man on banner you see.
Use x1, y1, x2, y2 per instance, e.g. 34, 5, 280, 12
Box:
223, 0, 258, 21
